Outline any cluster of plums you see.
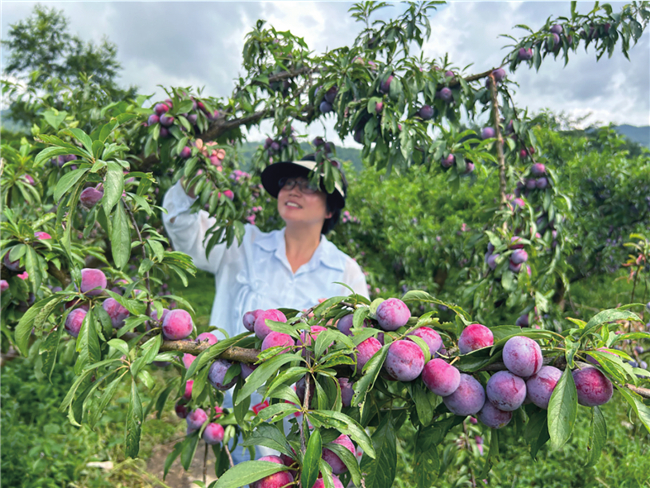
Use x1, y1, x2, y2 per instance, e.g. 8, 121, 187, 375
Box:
263, 126, 297, 157
484, 236, 531, 277
146, 98, 220, 138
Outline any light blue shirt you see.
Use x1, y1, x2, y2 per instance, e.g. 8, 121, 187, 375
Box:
162, 182, 369, 340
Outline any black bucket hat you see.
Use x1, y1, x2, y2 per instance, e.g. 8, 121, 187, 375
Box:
261, 159, 346, 209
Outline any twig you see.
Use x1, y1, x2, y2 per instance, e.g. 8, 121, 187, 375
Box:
125, 203, 152, 318
224, 443, 235, 469
488, 72, 508, 224
203, 442, 208, 485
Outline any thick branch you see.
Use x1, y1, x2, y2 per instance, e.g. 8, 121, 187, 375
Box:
147, 335, 650, 399
488, 73, 508, 213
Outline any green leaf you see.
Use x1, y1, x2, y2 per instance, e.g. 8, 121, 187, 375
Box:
108, 338, 130, 356
360, 413, 396, 488
302, 428, 322, 488
241, 424, 292, 456
39, 321, 66, 382
111, 201, 131, 268
351, 345, 388, 405
236, 353, 301, 405
75, 309, 101, 375
214, 461, 291, 488
181, 432, 200, 470
125, 380, 143, 458
547, 368, 577, 450
328, 440, 362, 486
53, 168, 89, 202
164, 440, 186, 480
414, 423, 441, 488
65, 128, 94, 155
43, 110, 68, 129
15, 295, 62, 356
524, 408, 549, 460
585, 406, 607, 468
103, 161, 124, 215
581, 309, 641, 337
412, 382, 433, 426
618, 387, 650, 435
91, 372, 127, 426
307, 410, 375, 458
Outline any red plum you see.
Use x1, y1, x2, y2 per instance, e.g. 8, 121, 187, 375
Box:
422, 358, 461, 396
384, 340, 425, 382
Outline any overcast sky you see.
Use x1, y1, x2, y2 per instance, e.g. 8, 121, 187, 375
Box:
2, 1, 648, 147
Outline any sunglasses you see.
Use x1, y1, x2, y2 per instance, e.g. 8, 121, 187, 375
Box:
278, 177, 320, 194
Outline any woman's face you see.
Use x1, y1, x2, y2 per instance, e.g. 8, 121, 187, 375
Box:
277, 177, 332, 228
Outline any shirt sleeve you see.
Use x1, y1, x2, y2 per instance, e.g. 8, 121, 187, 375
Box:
161, 181, 228, 274
343, 257, 370, 299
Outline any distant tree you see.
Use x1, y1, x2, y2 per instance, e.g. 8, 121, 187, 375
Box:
1, 4, 137, 128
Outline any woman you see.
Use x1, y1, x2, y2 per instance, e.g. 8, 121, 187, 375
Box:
162, 155, 369, 461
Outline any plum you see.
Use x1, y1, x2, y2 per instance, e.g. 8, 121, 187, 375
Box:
148, 114, 159, 125
509, 261, 523, 273
477, 402, 512, 429
515, 314, 530, 327
550, 24, 563, 34
443, 374, 486, 416
79, 187, 104, 209
324, 86, 338, 104
251, 455, 293, 488
336, 314, 355, 336
80, 268, 107, 296
202, 422, 224, 445
502, 336, 543, 378
376, 298, 411, 331
518, 47, 533, 60
407, 327, 442, 355
354, 337, 382, 371
262, 331, 295, 354
572, 367, 613, 407
183, 380, 194, 400
150, 308, 170, 323
186, 408, 207, 433
458, 324, 494, 354
441, 154, 455, 168
254, 309, 287, 340
339, 378, 354, 407
482, 127, 495, 140
65, 308, 87, 337
486, 254, 499, 270
243, 309, 263, 332
208, 359, 239, 390
196, 332, 218, 345
175, 401, 189, 419
154, 103, 169, 116
438, 87, 453, 103
241, 362, 258, 379
162, 309, 193, 340
492, 68, 506, 82
159, 114, 174, 126
322, 434, 354, 474
486, 371, 527, 411
536, 177, 548, 189
0, 280, 8, 293
422, 358, 461, 396
320, 101, 333, 113
419, 105, 434, 120
182, 354, 196, 369
510, 249, 528, 265
102, 297, 129, 328
312, 476, 344, 488
3, 253, 23, 272
380, 75, 394, 94
531, 163, 546, 176
526, 365, 562, 409
384, 340, 425, 382
180, 146, 192, 158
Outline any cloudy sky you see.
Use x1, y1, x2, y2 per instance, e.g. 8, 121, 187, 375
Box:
2, 1, 648, 146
